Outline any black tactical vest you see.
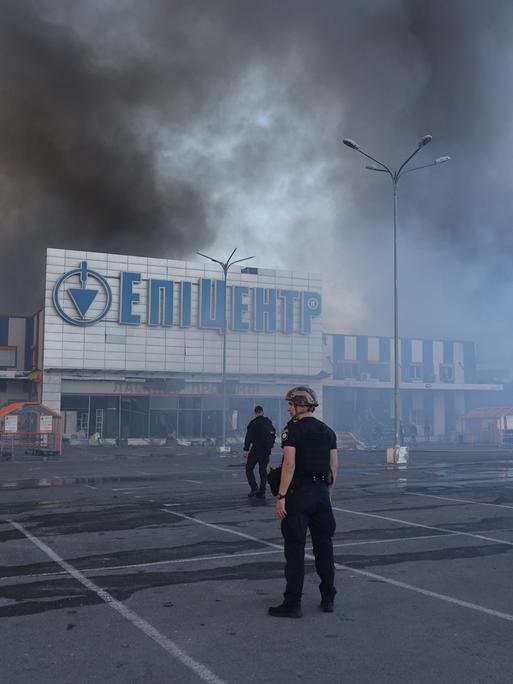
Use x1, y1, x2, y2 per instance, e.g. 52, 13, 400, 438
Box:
293, 418, 332, 476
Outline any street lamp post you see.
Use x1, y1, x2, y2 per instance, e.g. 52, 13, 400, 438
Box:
196, 248, 255, 451
342, 136, 450, 457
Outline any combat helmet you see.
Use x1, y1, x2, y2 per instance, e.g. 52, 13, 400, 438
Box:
285, 386, 318, 408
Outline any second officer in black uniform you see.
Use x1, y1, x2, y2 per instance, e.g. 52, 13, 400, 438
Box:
269, 387, 338, 618
243, 405, 276, 498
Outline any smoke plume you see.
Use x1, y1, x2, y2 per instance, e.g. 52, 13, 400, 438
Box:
1, 1, 513, 366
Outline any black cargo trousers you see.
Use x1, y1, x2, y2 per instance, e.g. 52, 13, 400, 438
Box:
245, 447, 271, 493
281, 479, 336, 606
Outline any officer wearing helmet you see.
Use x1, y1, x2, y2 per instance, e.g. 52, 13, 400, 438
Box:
268, 386, 338, 619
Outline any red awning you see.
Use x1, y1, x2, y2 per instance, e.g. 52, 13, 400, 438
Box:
461, 406, 513, 420
0, 402, 61, 418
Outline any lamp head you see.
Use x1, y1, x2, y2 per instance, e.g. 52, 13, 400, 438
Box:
418, 134, 433, 148
343, 138, 360, 151
435, 156, 451, 164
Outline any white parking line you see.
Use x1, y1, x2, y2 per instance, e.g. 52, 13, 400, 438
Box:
1, 525, 507, 586
332, 532, 453, 548
0, 532, 466, 584
2, 548, 285, 581
178, 481, 245, 487
8, 520, 226, 684
112, 485, 156, 491
163, 509, 282, 550
406, 491, 513, 510
332, 505, 513, 548
163, 508, 513, 624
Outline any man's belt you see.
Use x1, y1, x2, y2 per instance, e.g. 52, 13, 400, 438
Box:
295, 473, 329, 482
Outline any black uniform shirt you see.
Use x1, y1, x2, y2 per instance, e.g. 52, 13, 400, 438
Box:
281, 416, 337, 476
281, 416, 336, 448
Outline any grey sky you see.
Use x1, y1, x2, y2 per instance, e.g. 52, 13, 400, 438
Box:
0, 1, 512, 364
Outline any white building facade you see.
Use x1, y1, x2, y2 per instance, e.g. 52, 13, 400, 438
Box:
42, 249, 323, 440
322, 333, 502, 442
29, 248, 502, 445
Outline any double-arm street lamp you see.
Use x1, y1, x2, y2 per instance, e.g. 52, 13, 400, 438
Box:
197, 248, 255, 450
342, 135, 450, 455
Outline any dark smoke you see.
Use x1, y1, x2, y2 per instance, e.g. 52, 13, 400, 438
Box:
0, 1, 212, 312
1, 1, 513, 366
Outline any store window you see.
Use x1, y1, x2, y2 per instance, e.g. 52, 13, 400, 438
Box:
61, 392, 289, 441
409, 364, 423, 381
61, 395, 90, 437
440, 364, 454, 383
200, 396, 222, 439
150, 410, 177, 438
0, 346, 16, 368
368, 362, 390, 382
335, 361, 360, 379
90, 396, 119, 438
179, 409, 202, 437
149, 396, 179, 438
120, 396, 150, 438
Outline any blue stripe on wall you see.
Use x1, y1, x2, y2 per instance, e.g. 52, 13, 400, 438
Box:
25, 317, 34, 370
356, 336, 367, 362
422, 340, 435, 382
0, 316, 9, 346
379, 337, 390, 361
401, 338, 412, 381
463, 342, 476, 383
443, 341, 454, 364
332, 335, 345, 362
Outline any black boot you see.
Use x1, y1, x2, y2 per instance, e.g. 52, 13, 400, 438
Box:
320, 599, 334, 613
268, 602, 302, 618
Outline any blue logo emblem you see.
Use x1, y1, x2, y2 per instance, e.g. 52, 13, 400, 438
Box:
53, 261, 112, 326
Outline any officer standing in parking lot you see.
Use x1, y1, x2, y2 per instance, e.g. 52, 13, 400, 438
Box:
243, 405, 276, 499
269, 387, 338, 618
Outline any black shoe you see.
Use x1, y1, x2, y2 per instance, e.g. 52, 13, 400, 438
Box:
268, 603, 302, 618
320, 600, 334, 613
248, 490, 258, 498
255, 491, 266, 499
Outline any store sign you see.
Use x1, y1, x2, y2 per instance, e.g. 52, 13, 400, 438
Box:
39, 415, 53, 433
52, 261, 112, 326
52, 261, 321, 334
5, 415, 18, 433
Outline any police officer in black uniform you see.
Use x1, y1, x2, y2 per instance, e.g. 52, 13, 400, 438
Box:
243, 405, 276, 499
269, 387, 337, 618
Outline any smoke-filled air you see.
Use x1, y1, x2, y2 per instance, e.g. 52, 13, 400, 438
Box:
1, 0, 513, 365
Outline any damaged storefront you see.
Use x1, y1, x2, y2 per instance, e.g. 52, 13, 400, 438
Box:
42, 249, 323, 443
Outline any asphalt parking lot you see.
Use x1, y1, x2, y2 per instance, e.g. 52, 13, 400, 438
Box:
2, 445, 513, 683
